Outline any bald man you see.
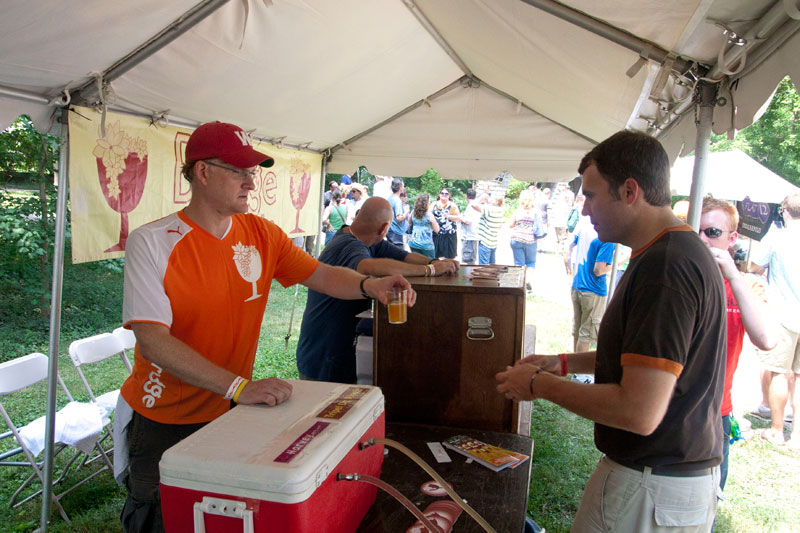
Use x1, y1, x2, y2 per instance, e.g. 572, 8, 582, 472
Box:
296, 197, 459, 382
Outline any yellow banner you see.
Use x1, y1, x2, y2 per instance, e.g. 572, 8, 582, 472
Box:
68, 106, 322, 263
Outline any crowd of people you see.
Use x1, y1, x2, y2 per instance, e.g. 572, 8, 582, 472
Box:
110, 119, 798, 532
314, 176, 593, 294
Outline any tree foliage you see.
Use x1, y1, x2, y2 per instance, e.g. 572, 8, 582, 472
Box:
711, 77, 800, 187
0, 115, 58, 185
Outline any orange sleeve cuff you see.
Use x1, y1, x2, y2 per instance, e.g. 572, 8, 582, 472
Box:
621, 353, 683, 377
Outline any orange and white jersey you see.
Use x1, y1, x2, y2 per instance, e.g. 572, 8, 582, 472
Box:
120, 210, 318, 424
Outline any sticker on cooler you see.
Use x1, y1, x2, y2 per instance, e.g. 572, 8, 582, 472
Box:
274, 421, 331, 463
316, 386, 370, 419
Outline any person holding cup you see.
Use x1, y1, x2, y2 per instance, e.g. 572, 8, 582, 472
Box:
296, 197, 459, 383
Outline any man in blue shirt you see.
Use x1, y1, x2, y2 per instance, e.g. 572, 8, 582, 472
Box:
386, 177, 406, 247
570, 218, 615, 353
296, 197, 458, 382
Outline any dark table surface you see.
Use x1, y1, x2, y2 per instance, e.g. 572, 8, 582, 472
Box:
358, 423, 534, 532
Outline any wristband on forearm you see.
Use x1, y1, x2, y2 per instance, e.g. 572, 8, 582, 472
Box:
224, 376, 246, 400
559, 353, 569, 377
232, 378, 249, 403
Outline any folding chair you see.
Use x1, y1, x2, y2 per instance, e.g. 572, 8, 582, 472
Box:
68, 333, 133, 462
0, 352, 110, 523
112, 326, 137, 358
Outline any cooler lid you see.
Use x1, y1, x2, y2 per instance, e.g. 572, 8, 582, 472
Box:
159, 380, 383, 502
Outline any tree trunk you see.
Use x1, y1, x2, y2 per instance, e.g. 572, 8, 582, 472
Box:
38, 134, 51, 318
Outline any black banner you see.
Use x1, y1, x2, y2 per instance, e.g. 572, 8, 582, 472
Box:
736, 196, 780, 241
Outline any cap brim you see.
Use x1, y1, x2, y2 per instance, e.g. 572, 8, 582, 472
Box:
219, 147, 274, 169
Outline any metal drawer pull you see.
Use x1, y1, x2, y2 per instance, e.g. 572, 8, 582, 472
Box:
467, 317, 495, 341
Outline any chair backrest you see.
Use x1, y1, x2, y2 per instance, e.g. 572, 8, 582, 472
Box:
69, 333, 127, 366
112, 327, 136, 351
0, 352, 48, 395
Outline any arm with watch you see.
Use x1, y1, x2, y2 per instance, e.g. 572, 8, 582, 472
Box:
302, 262, 417, 306
356, 254, 460, 278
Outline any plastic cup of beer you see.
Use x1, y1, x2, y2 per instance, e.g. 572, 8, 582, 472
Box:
386, 288, 408, 324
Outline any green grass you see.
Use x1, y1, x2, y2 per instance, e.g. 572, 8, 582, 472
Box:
2, 258, 800, 532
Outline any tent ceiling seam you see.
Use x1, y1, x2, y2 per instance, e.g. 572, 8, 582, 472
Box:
402, 0, 475, 79
72, 0, 228, 106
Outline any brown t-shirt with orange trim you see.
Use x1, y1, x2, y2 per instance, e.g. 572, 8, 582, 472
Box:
595, 225, 726, 470
120, 211, 318, 425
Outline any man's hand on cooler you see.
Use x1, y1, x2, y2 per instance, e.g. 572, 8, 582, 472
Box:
237, 377, 293, 406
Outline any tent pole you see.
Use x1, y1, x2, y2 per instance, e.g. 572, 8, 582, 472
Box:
40, 108, 70, 531
520, 0, 693, 73
686, 81, 717, 230
608, 244, 620, 298
314, 157, 328, 257
74, 0, 229, 104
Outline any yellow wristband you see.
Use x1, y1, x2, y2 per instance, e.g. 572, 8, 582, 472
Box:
232, 378, 250, 403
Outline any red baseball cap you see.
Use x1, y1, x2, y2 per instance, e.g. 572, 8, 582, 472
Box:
185, 122, 274, 168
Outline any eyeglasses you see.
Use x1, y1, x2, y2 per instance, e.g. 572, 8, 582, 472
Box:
203, 160, 258, 180
440, 192, 450, 196
699, 227, 731, 239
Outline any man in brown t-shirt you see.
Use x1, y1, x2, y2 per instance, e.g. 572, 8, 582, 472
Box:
497, 131, 726, 532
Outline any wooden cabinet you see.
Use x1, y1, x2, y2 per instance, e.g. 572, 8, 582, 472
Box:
374, 266, 526, 432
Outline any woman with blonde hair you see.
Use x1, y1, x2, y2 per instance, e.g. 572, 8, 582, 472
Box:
509, 189, 544, 290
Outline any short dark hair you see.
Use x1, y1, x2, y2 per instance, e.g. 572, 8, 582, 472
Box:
391, 177, 404, 193
578, 130, 671, 207
181, 160, 196, 183
466, 188, 476, 200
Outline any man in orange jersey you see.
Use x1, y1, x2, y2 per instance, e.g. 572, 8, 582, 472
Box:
114, 122, 416, 533
497, 131, 726, 532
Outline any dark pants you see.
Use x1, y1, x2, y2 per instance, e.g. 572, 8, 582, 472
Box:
121, 411, 207, 533
720, 414, 731, 491
433, 232, 457, 259
386, 230, 405, 248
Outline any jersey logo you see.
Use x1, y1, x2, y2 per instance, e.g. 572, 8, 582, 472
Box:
167, 225, 183, 236
142, 362, 165, 408
232, 242, 263, 301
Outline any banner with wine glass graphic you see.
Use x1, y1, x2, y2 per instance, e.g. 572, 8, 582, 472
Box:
68, 106, 322, 264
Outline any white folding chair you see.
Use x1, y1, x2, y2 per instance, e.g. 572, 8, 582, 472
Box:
68, 333, 133, 459
0, 353, 110, 523
112, 326, 137, 359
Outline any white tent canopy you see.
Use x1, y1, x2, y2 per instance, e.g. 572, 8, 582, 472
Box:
671, 150, 800, 203
3, 1, 800, 528
3, 0, 800, 181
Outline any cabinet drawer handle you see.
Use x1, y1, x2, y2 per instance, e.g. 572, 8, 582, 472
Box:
467, 328, 495, 340
467, 316, 495, 340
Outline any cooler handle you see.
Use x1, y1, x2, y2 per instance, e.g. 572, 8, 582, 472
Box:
193, 496, 254, 533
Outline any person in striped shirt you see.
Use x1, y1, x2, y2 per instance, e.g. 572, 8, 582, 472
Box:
477, 193, 505, 265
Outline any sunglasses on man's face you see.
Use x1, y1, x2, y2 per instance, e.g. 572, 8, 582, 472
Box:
699, 227, 730, 239
440, 192, 449, 196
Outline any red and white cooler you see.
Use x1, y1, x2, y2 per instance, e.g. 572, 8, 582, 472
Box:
159, 380, 385, 532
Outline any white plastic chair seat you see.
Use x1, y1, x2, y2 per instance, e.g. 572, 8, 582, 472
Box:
95, 390, 120, 425
18, 401, 104, 456
0, 352, 113, 523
